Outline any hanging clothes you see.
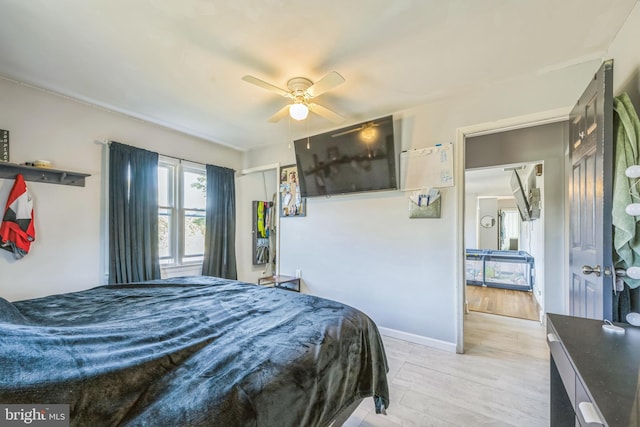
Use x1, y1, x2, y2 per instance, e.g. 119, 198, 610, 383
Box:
612, 93, 640, 322
0, 173, 35, 258
257, 201, 266, 238
612, 92, 640, 289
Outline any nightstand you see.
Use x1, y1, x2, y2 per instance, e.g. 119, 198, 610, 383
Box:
258, 275, 300, 292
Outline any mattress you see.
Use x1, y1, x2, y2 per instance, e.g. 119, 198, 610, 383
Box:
0, 276, 389, 426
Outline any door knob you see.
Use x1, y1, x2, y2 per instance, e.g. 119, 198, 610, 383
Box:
582, 265, 602, 277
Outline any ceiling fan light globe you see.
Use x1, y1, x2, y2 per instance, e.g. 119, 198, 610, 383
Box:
290, 103, 309, 121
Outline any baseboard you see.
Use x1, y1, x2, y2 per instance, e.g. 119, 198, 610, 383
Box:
378, 326, 457, 353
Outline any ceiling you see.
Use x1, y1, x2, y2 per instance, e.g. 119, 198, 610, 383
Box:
0, 1, 637, 152
466, 166, 520, 198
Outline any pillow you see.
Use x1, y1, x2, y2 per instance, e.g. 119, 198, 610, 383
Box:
0, 297, 28, 324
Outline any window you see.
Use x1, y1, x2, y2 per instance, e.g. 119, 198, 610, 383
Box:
158, 157, 206, 266
499, 209, 520, 250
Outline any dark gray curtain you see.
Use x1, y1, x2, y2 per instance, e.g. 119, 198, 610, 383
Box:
109, 141, 160, 283
202, 164, 237, 279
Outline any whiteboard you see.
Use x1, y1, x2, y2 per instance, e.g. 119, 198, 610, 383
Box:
400, 143, 454, 190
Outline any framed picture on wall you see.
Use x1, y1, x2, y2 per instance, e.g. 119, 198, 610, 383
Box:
280, 164, 306, 217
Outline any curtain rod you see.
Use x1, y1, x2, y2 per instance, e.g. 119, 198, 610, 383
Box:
236, 163, 280, 176
95, 139, 208, 167
159, 153, 207, 167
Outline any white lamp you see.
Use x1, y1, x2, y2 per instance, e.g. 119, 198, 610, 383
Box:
289, 102, 309, 121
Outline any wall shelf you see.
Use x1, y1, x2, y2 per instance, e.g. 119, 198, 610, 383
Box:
0, 162, 90, 187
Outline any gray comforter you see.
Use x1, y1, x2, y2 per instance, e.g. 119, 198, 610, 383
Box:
0, 276, 389, 426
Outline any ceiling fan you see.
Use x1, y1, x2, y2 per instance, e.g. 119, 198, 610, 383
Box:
241, 71, 346, 123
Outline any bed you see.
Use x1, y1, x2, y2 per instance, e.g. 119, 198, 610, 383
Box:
0, 276, 389, 426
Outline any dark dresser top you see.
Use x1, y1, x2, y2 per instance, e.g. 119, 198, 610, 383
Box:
548, 313, 640, 426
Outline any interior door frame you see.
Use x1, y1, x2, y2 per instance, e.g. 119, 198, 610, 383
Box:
454, 108, 569, 353
236, 163, 282, 281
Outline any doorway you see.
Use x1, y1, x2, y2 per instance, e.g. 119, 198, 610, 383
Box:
235, 164, 280, 284
454, 114, 569, 353
465, 164, 542, 321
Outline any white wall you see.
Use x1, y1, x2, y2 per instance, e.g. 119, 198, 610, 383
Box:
243, 59, 603, 348
607, 3, 640, 106
464, 193, 479, 249
0, 78, 242, 301
518, 165, 545, 311
477, 198, 498, 249
497, 199, 517, 211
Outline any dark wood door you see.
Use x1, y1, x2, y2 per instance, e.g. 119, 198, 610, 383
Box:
569, 60, 614, 320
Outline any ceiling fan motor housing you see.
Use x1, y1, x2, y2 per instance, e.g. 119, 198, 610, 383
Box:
287, 77, 313, 100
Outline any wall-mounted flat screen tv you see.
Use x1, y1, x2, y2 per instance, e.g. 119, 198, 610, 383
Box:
293, 115, 397, 197
510, 170, 531, 221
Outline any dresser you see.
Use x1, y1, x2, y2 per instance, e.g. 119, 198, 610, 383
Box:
547, 313, 640, 426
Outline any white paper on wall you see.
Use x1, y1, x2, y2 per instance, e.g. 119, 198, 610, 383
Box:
400, 143, 454, 190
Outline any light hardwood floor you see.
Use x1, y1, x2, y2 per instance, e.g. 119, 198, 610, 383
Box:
466, 285, 541, 321
346, 312, 549, 426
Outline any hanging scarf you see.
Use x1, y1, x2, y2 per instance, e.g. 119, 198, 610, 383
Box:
0, 174, 35, 258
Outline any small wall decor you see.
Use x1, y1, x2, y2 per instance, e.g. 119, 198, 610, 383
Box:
480, 215, 496, 228
280, 164, 306, 217
0, 129, 9, 162
409, 188, 441, 218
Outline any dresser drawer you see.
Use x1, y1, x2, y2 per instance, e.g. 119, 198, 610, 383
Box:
547, 326, 576, 408
575, 378, 604, 426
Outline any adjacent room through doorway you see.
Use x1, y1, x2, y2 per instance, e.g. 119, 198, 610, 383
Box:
465, 164, 542, 321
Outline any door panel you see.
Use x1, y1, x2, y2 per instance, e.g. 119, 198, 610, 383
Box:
586, 280, 599, 318
570, 273, 601, 319
568, 60, 613, 320
585, 149, 596, 250
571, 273, 581, 317
571, 164, 581, 249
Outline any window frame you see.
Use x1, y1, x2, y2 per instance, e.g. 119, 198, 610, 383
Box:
158, 158, 177, 266
158, 157, 206, 267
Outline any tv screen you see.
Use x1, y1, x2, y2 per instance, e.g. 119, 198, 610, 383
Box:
510, 170, 531, 221
293, 115, 397, 197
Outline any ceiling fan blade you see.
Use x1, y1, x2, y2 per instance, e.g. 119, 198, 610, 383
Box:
242, 75, 292, 98
309, 103, 345, 124
306, 71, 345, 98
267, 105, 291, 123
